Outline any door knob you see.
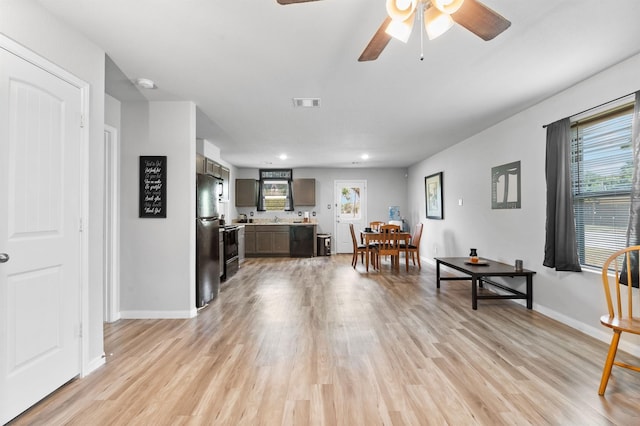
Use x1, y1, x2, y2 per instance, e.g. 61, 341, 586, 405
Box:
0, 253, 9, 263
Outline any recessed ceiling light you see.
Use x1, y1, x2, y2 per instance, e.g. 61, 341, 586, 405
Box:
279, 154, 288, 160
135, 78, 157, 89
361, 154, 369, 160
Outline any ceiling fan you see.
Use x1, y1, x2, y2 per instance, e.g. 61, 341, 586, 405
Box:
276, 0, 511, 61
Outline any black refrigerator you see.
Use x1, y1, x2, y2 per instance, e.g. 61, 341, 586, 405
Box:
196, 173, 222, 308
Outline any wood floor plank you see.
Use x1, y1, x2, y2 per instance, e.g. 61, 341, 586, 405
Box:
8, 255, 640, 425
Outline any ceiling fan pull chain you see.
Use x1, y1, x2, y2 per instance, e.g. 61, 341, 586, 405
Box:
419, 2, 425, 60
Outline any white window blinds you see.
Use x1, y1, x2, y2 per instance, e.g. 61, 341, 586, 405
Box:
571, 103, 634, 268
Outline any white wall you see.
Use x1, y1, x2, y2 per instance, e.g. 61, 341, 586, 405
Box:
105, 93, 121, 129
0, 0, 106, 372
120, 101, 197, 318
408, 53, 640, 355
236, 167, 409, 236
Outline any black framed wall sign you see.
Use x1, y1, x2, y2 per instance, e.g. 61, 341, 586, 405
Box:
139, 156, 167, 218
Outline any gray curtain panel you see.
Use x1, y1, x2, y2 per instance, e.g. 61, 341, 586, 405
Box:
621, 91, 640, 287
257, 181, 265, 211
543, 118, 582, 271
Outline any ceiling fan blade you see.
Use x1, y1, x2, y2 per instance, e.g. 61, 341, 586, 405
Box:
276, 0, 322, 4
358, 17, 393, 62
451, 0, 511, 41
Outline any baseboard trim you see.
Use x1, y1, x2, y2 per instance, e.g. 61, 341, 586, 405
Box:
120, 309, 197, 319
421, 255, 640, 357
534, 304, 640, 357
83, 354, 106, 377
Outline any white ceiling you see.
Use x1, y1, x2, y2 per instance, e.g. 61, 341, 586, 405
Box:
38, 0, 640, 168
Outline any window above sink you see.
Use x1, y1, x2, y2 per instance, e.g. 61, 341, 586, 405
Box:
257, 169, 293, 212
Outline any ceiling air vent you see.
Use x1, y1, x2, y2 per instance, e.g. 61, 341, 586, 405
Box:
292, 98, 321, 108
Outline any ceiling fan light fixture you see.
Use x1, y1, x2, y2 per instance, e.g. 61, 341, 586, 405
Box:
432, 0, 464, 15
424, 6, 454, 40
385, 13, 415, 43
386, 0, 417, 21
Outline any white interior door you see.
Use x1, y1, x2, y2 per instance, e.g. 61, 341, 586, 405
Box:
0, 47, 82, 424
334, 180, 367, 253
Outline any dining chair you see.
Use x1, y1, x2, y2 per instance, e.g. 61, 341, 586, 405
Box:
598, 245, 640, 395
401, 223, 423, 269
349, 223, 374, 269
375, 225, 401, 270
379, 224, 400, 233
369, 221, 385, 232
377, 224, 401, 264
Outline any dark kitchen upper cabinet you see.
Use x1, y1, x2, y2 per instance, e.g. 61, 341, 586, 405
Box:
293, 178, 316, 206
198, 155, 230, 201
206, 158, 222, 178
196, 154, 206, 174
236, 179, 258, 207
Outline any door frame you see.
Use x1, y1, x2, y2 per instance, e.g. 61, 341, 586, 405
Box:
103, 125, 120, 323
0, 34, 91, 375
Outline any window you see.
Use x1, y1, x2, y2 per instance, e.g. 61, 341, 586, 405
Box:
571, 101, 634, 268
257, 169, 293, 212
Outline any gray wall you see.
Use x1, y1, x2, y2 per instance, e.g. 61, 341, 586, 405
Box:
236, 167, 409, 237
408, 52, 640, 355
0, 0, 107, 372
120, 101, 197, 317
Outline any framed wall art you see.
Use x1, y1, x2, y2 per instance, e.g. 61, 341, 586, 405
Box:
491, 161, 521, 209
425, 172, 443, 220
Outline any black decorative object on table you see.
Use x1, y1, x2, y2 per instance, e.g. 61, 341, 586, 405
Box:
515, 259, 523, 272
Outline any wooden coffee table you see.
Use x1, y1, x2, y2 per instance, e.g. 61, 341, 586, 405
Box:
435, 257, 536, 310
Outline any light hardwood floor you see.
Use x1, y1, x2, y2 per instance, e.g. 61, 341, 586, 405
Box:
10, 255, 640, 425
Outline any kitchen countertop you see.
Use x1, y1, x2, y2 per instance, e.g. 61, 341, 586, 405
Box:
240, 222, 317, 226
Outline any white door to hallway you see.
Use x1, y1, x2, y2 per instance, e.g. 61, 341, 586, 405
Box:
334, 180, 367, 253
0, 47, 83, 423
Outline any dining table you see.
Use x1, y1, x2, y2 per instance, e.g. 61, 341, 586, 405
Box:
360, 230, 412, 272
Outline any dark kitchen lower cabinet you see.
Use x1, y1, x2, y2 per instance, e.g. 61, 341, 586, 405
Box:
245, 226, 256, 255
255, 225, 289, 255
290, 225, 315, 257
245, 224, 316, 257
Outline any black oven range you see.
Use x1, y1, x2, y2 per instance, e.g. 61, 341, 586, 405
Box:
222, 225, 239, 281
